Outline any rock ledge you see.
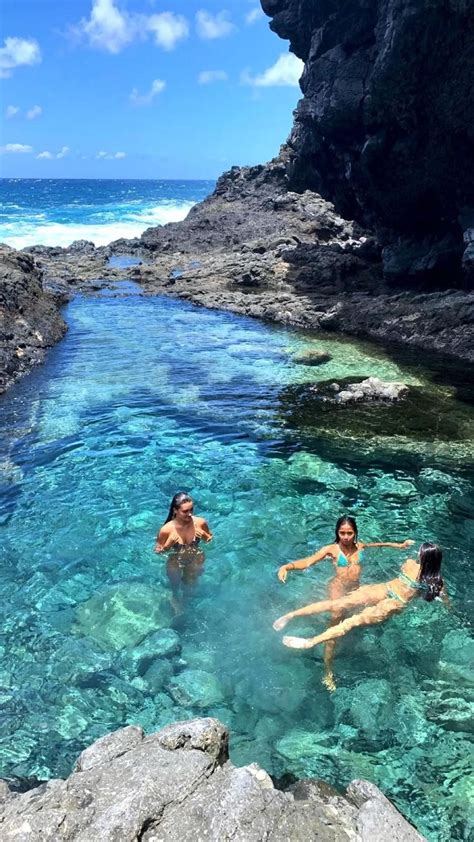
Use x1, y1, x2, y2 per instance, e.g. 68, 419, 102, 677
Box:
0, 717, 425, 841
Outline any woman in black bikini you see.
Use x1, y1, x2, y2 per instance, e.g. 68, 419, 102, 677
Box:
154, 491, 212, 610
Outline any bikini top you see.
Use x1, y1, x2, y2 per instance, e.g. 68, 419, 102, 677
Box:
168, 521, 208, 550
336, 546, 365, 567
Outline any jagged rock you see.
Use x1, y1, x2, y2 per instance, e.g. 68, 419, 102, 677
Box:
311, 377, 409, 404
262, 0, 474, 285
0, 245, 66, 393
0, 718, 426, 841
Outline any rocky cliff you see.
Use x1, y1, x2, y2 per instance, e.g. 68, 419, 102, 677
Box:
0, 718, 425, 841
0, 246, 67, 394
262, 0, 474, 285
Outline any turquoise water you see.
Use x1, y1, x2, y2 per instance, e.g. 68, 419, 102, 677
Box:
0, 288, 473, 840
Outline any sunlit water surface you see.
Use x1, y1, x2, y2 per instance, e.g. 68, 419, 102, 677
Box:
0, 288, 473, 840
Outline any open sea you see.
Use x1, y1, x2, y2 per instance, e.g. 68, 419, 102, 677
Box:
0, 178, 214, 248
0, 180, 473, 840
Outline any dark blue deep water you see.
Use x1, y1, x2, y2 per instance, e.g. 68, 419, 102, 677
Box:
0, 178, 214, 248
0, 287, 473, 840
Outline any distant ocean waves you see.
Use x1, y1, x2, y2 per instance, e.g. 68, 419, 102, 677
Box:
0, 200, 197, 249
0, 179, 214, 249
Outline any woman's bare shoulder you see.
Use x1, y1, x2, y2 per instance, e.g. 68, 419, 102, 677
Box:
159, 522, 173, 535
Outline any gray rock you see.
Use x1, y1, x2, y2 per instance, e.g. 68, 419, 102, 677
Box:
292, 348, 332, 365
168, 668, 225, 709
0, 245, 67, 393
0, 718, 427, 841
347, 780, 425, 841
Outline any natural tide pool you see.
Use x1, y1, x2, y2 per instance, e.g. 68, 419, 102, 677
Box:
0, 289, 473, 840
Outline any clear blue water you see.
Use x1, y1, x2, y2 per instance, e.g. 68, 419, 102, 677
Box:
0, 287, 473, 840
0, 179, 214, 248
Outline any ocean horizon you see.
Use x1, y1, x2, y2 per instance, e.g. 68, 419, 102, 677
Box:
0, 178, 216, 250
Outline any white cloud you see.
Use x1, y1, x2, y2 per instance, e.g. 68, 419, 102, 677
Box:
196, 10, 236, 40
0, 37, 41, 78
242, 53, 303, 87
77, 0, 134, 54
147, 12, 189, 50
245, 7, 264, 24
36, 146, 69, 159
6, 105, 20, 119
130, 78, 166, 105
0, 143, 33, 154
26, 105, 42, 120
198, 69, 228, 85
73, 1, 188, 53
96, 150, 127, 159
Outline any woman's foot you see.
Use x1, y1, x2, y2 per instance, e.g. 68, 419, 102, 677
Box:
273, 615, 290, 631
322, 671, 336, 692
282, 635, 314, 649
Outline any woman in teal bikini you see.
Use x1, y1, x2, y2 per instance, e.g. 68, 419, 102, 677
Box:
277, 516, 414, 690
274, 542, 445, 650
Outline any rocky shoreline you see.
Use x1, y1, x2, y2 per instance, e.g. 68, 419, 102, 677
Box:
0, 717, 425, 841
2, 152, 472, 396
0, 246, 67, 394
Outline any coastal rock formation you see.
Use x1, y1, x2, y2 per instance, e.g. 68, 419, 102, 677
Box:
0, 245, 67, 393
261, 0, 474, 285
13, 157, 473, 370
309, 377, 409, 404
0, 717, 426, 841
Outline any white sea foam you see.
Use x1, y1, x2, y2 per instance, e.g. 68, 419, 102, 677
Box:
0, 201, 195, 249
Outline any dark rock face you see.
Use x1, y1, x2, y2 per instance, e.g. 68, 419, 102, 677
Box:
262, 0, 474, 285
0, 718, 426, 840
0, 245, 67, 393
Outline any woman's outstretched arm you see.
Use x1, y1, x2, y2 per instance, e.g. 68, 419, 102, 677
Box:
363, 539, 414, 550
277, 545, 333, 583
282, 599, 403, 648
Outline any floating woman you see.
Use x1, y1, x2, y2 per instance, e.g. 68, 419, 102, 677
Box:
155, 491, 212, 611
277, 515, 414, 691
274, 542, 445, 652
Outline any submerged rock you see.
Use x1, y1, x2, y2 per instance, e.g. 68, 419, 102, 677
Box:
0, 717, 426, 840
75, 582, 173, 651
292, 349, 332, 366
168, 669, 225, 709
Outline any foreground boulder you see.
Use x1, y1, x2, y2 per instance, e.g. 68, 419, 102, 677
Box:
0, 718, 425, 840
0, 245, 66, 393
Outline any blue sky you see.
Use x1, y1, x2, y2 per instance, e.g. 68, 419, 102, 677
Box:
0, 0, 303, 178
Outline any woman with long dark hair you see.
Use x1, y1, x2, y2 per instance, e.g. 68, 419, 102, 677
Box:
274, 543, 446, 650
277, 515, 414, 690
154, 492, 212, 610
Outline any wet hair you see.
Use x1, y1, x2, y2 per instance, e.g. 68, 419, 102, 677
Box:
335, 515, 358, 544
164, 491, 193, 524
418, 542, 444, 601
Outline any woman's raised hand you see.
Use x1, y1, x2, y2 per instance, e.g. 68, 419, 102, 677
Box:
277, 565, 289, 583
402, 539, 415, 549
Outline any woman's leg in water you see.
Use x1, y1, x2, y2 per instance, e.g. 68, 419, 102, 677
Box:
322, 577, 357, 693
166, 557, 183, 614
283, 598, 403, 649
273, 583, 386, 631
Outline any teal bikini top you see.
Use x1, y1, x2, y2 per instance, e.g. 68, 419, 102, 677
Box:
336, 547, 365, 567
